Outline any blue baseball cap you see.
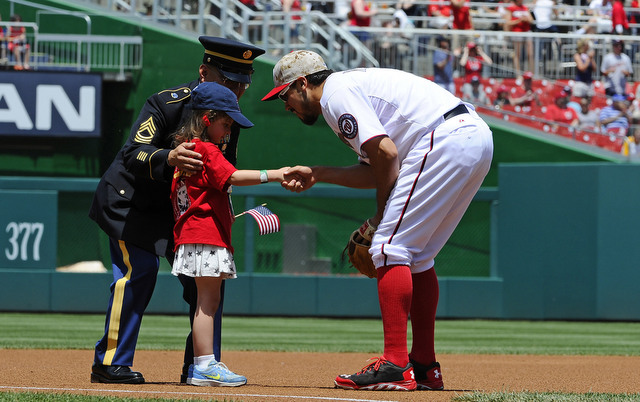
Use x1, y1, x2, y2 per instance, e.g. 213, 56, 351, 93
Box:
611, 94, 627, 102
191, 82, 254, 128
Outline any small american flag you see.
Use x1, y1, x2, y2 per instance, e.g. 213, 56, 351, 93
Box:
246, 205, 280, 235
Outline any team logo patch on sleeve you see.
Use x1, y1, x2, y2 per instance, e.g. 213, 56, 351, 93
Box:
338, 114, 358, 139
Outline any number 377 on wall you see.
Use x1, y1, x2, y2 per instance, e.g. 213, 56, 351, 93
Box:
5, 222, 45, 261
0, 190, 57, 269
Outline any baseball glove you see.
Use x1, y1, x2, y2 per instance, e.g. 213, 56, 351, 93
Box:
343, 219, 377, 278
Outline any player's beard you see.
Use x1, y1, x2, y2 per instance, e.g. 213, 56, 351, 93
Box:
300, 113, 318, 126
298, 94, 319, 126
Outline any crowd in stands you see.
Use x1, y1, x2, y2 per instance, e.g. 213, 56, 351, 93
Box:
341, 0, 640, 155
432, 25, 639, 155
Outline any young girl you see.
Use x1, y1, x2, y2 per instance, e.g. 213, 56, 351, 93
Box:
171, 82, 290, 387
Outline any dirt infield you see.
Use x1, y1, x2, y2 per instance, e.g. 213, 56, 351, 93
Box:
1, 350, 639, 401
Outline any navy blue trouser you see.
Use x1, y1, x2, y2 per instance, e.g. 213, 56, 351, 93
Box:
94, 238, 158, 366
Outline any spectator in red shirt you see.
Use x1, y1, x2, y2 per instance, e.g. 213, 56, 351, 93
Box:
450, 0, 474, 51
451, 0, 473, 29
460, 41, 493, 83
428, 0, 452, 28
503, 0, 534, 78
8, 14, 30, 70
349, 0, 377, 43
510, 71, 542, 107
493, 84, 513, 108
611, 0, 629, 33
544, 90, 579, 127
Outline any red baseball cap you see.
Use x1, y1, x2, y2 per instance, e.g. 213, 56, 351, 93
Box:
555, 90, 568, 99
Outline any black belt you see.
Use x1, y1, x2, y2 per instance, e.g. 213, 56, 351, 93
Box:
443, 104, 469, 121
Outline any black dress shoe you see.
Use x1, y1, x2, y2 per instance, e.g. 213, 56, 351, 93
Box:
91, 363, 145, 384
179, 363, 191, 384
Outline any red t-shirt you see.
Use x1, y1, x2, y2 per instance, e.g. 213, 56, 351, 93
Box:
630, 0, 639, 23
611, 0, 629, 31
464, 55, 483, 83
451, 4, 472, 29
507, 3, 531, 32
9, 26, 25, 39
544, 104, 578, 125
289, 0, 302, 21
350, 0, 372, 27
429, 2, 452, 17
172, 139, 238, 252
510, 86, 539, 107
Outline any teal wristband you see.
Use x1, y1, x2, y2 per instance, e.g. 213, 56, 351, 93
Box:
259, 170, 268, 184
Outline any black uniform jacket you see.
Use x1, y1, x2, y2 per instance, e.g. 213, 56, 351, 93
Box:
89, 79, 240, 259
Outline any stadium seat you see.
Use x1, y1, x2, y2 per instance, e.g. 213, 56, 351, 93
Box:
575, 130, 598, 145
596, 133, 625, 152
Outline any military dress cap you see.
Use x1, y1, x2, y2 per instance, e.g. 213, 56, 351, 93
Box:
199, 36, 265, 84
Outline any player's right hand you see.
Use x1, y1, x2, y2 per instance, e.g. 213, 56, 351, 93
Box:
282, 165, 315, 193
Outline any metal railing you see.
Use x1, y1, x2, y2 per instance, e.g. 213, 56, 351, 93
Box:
35, 34, 143, 77
66, 0, 379, 70
5, 0, 143, 76
61, 0, 640, 78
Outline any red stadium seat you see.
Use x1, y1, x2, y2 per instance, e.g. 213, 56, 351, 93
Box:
596, 133, 625, 152
575, 130, 598, 145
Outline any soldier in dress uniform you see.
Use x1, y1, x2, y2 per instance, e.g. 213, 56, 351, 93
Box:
89, 36, 265, 384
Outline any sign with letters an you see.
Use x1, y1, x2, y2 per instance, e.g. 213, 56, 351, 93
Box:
0, 71, 102, 138
0, 190, 57, 270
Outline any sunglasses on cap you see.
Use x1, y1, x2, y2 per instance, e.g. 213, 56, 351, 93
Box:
278, 79, 299, 101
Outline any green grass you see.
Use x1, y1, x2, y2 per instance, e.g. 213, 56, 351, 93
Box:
0, 313, 639, 356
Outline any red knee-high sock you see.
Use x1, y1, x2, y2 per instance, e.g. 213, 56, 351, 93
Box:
408, 268, 439, 365
377, 265, 413, 367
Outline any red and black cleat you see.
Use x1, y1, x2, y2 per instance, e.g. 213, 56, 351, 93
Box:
334, 357, 416, 391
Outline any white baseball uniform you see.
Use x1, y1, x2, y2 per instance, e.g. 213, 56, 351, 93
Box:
320, 68, 494, 273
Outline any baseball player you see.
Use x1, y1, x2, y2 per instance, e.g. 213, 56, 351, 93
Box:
89, 37, 265, 384
263, 50, 494, 391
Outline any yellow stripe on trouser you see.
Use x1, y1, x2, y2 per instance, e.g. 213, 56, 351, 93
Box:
103, 240, 133, 365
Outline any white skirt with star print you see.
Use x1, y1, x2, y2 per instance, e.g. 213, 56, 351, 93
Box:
171, 244, 237, 279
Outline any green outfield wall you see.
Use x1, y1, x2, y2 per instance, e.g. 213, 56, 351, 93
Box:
1, 163, 639, 320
